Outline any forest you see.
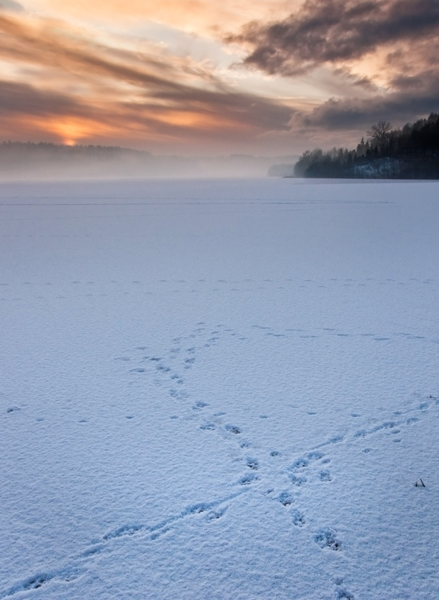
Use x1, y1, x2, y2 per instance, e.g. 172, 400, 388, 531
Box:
0, 142, 197, 178
293, 113, 439, 179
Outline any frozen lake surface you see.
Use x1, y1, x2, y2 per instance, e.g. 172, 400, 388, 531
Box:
1, 178, 439, 599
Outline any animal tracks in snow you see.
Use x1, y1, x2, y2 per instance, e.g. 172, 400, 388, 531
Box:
102, 490, 244, 543
314, 527, 342, 551
118, 322, 438, 573
121, 321, 438, 490
0, 568, 83, 599
0, 490, 246, 599
7, 321, 434, 598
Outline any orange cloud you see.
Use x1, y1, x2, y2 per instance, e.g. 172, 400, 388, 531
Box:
9, 1, 430, 155
0, 8, 296, 153
27, 0, 297, 35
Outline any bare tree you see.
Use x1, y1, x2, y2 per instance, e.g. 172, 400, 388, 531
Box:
367, 121, 393, 148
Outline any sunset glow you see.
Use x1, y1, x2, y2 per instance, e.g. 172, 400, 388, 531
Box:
48, 118, 113, 146
0, 0, 438, 154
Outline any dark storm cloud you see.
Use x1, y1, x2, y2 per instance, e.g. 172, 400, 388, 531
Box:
297, 88, 439, 131
228, 0, 439, 138
231, 0, 439, 75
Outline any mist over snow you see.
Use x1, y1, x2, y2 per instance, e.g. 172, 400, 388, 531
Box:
1, 178, 439, 599
0, 143, 298, 180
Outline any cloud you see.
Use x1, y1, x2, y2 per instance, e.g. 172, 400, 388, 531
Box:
0, 0, 23, 11
234, 0, 439, 75
0, 81, 293, 151
296, 88, 439, 132
283, 60, 439, 151
231, 0, 439, 76
225, 0, 439, 144
0, 13, 293, 151
28, 0, 293, 36
7, 1, 436, 154
0, 80, 93, 119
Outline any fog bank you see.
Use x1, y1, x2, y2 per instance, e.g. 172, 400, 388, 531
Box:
0, 142, 298, 180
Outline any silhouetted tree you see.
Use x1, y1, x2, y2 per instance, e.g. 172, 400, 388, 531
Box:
292, 113, 439, 179
367, 121, 393, 150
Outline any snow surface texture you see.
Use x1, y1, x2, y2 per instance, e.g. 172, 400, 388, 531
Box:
1, 178, 439, 600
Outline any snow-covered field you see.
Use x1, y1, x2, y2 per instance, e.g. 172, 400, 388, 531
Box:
1, 178, 439, 600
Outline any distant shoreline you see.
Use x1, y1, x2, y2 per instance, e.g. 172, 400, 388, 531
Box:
269, 113, 439, 180
0, 141, 297, 180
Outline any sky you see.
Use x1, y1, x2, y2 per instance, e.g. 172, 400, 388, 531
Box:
0, 0, 438, 155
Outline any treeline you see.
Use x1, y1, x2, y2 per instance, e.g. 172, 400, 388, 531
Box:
0, 141, 148, 155
0, 141, 294, 179
294, 113, 439, 179
0, 141, 150, 166
0, 141, 193, 179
